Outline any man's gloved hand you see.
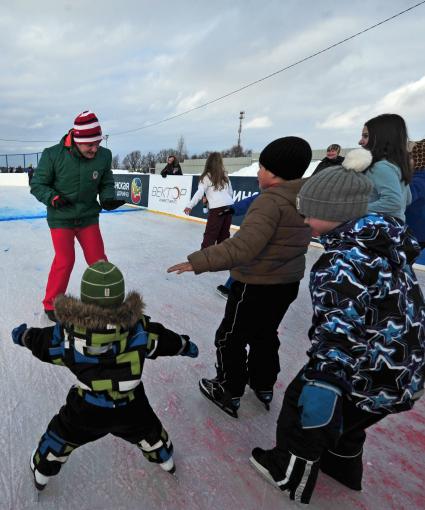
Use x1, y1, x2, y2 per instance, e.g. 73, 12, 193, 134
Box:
101, 199, 126, 211
218, 206, 235, 217
180, 335, 199, 358
12, 323, 29, 346
51, 195, 72, 208
298, 380, 342, 429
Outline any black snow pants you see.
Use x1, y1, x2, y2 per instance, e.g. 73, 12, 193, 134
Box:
214, 279, 300, 397
268, 372, 387, 493
32, 384, 173, 478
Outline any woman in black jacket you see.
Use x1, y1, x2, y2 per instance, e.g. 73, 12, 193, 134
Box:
161, 155, 183, 177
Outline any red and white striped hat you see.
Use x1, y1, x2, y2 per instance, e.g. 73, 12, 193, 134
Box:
73, 110, 103, 144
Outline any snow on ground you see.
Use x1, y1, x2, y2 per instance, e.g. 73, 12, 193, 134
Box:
1, 186, 425, 510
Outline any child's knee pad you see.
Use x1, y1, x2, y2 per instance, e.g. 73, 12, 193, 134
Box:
34, 429, 77, 476
137, 427, 173, 464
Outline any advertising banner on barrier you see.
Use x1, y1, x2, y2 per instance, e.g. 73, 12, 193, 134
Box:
148, 175, 193, 216
113, 173, 150, 207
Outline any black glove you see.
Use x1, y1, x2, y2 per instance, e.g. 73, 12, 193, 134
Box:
218, 206, 235, 217
101, 199, 126, 211
161, 173, 167, 178
51, 195, 72, 208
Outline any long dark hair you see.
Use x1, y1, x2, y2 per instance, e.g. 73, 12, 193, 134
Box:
167, 155, 179, 168
364, 113, 411, 183
200, 152, 229, 190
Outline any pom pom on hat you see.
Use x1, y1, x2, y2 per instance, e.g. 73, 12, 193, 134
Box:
73, 110, 103, 144
296, 156, 373, 223
342, 148, 372, 173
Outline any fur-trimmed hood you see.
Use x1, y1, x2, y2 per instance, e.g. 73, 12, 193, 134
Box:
54, 291, 145, 329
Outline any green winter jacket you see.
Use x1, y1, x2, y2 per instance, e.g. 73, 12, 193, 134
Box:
30, 133, 115, 228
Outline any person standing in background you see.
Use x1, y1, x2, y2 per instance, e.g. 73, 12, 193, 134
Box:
27, 164, 34, 185
359, 113, 412, 220
312, 144, 344, 175
30, 110, 124, 322
184, 152, 234, 249
161, 155, 183, 177
406, 139, 425, 249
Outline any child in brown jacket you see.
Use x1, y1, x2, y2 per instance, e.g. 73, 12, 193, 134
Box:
168, 137, 312, 417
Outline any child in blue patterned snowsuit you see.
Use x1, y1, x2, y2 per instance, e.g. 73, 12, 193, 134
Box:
11, 261, 198, 491
250, 149, 425, 504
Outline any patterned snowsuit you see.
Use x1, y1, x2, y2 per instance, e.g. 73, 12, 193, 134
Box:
260, 214, 425, 502
23, 292, 189, 480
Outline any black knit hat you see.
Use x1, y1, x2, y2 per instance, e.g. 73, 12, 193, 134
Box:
259, 136, 312, 180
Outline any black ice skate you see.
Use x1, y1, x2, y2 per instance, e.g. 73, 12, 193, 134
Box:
199, 378, 240, 418
216, 285, 230, 299
30, 450, 49, 491
253, 389, 273, 410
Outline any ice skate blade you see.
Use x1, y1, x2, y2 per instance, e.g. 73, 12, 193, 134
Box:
199, 380, 238, 418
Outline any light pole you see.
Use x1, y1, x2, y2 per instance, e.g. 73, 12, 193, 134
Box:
237, 111, 245, 153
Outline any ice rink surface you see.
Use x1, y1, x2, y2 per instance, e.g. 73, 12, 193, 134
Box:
1, 187, 425, 510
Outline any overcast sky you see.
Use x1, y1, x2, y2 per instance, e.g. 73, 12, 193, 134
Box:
0, 0, 424, 161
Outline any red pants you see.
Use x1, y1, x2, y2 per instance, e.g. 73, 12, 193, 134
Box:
201, 206, 232, 249
43, 224, 107, 310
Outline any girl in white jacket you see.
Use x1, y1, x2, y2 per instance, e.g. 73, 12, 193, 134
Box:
185, 152, 234, 248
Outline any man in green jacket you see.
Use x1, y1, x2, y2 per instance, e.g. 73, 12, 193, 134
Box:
30, 110, 124, 322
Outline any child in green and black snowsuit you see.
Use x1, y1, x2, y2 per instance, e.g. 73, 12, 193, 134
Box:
11, 260, 198, 491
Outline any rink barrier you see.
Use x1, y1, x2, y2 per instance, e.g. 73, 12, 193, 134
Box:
1, 172, 424, 269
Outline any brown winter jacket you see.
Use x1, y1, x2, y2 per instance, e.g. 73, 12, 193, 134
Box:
188, 179, 311, 284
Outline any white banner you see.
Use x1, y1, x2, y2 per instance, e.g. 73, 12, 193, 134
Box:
148, 175, 193, 216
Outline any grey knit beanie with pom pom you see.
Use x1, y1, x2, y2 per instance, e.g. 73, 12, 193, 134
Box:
296, 148, 373, 222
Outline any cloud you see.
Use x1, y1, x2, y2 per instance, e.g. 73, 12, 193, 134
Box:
318, 75, 425, 130
245, 116, 272, 129
0, 0, 424, 155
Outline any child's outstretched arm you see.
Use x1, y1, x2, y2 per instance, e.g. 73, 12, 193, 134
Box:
140, 316, 198, 359
11, 323, 65, 364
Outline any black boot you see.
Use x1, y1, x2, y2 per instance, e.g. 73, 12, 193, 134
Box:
320, 449, 363, 490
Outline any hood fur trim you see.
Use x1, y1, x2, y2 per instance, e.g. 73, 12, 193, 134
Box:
54, 291, 145, 329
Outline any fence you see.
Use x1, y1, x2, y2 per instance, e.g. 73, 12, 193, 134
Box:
0, 152, 42, 172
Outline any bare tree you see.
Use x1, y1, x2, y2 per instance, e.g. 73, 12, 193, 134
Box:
176, 135, 188, 162
112, 154, 120, 169
221, 145, 251, 157
156, 148, 176, 164
140, 152, 157, 173
122, 151, 142, 172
